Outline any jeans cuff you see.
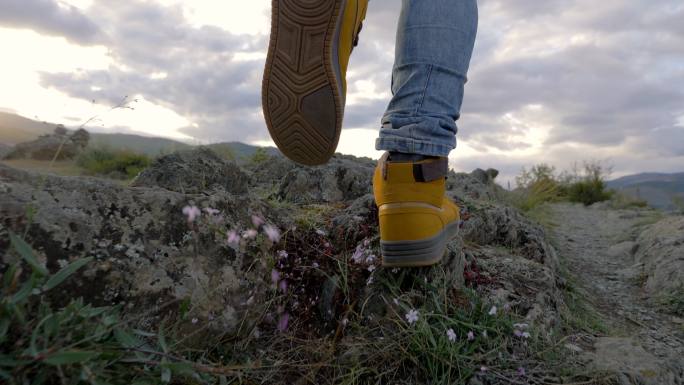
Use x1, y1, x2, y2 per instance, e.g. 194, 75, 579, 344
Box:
375, 138, 454, 157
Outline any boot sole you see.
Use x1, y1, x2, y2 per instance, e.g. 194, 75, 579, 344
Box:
262, 0, 346, 166
381, 220, 460, 267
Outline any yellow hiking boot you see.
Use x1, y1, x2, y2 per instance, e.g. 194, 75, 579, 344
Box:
373, 153, 461, 267
262, 0, 368, 166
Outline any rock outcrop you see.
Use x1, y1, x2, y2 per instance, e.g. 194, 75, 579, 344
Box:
0, 148, 562, 340
634, 215, 684, 307
131, 147, 250, 194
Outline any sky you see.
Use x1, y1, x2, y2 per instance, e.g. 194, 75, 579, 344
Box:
0, 0, 683, 184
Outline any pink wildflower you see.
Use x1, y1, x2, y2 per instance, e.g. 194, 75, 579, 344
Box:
467, 331, 475, 341
182, 205, 201, 223
251, 215, 264, 228
367, 265, 376, 272
277, 313, 290, 332
227, 230, 240, 245
243, 229, 257, 239
263, 224, 281, 243
480, 366, 488, 372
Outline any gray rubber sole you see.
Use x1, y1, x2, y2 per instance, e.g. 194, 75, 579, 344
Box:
381, 220, 460, 267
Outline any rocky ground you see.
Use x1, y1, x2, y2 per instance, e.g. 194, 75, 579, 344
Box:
550, 203, 684, 385
1, 147, 682, 384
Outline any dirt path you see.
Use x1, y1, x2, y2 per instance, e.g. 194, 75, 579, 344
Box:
550, 203, 684, 384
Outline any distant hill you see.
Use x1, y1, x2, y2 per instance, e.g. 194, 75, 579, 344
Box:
607, 172, 684, 211
0, 111, 279, 162
89, 133, 192, 157
0, 111, 53, 144
205, 142, 280, 161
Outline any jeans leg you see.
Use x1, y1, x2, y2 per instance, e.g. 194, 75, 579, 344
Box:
375, 0, 478, 157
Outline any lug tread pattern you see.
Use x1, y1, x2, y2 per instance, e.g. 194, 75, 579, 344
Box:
263, 0, 344, 166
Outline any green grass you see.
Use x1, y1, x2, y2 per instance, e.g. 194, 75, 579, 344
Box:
0, 159, 83, 177
1, 232, 214, 385
76, 146, 150, 179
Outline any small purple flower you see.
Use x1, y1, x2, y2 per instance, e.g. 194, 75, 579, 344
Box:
227, 230, 240, 245
243, 229, 257, 239
480, 366, 488, 372
315, 229, 326, 236
271, 269, 280, 285
279, 279, 288, 293
367, 265, 376, 272
514, 329, 523, 338
467, 331, 475, 341
517, 367, 526, 376
277, 250, 288, 259
352, 245, 365, 264
446, 328, 457, 342
312, 262, 319, 268
182, 205, 201, 223
204, 207, 220, 215
251, 215, 264, 228
263, 224, 281, 243
277, 313, 290, 332
405, 309, 419, 324
191, 317, 199, 324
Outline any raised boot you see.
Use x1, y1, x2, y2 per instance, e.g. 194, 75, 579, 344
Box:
262, 0, 368, 166
373, 153, 461, 267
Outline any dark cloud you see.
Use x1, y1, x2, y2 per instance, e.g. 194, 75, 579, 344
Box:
0, 0, 102, 44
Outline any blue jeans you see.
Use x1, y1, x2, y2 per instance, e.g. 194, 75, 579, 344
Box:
375, 0, 478, 157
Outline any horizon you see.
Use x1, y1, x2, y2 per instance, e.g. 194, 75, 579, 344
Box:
1, 0, 683, 183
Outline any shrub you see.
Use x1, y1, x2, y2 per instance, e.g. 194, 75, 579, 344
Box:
672, 196, 684, 214
565, 161, 613, 206
250, 148, 269, 164
77, 147, 150, 179
610, 192, 649, 209
509, 178, 561, 212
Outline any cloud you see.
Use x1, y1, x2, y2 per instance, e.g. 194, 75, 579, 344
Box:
0, 0, 102, 44
16, 0, 684, 178
39, 0, 268, 142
